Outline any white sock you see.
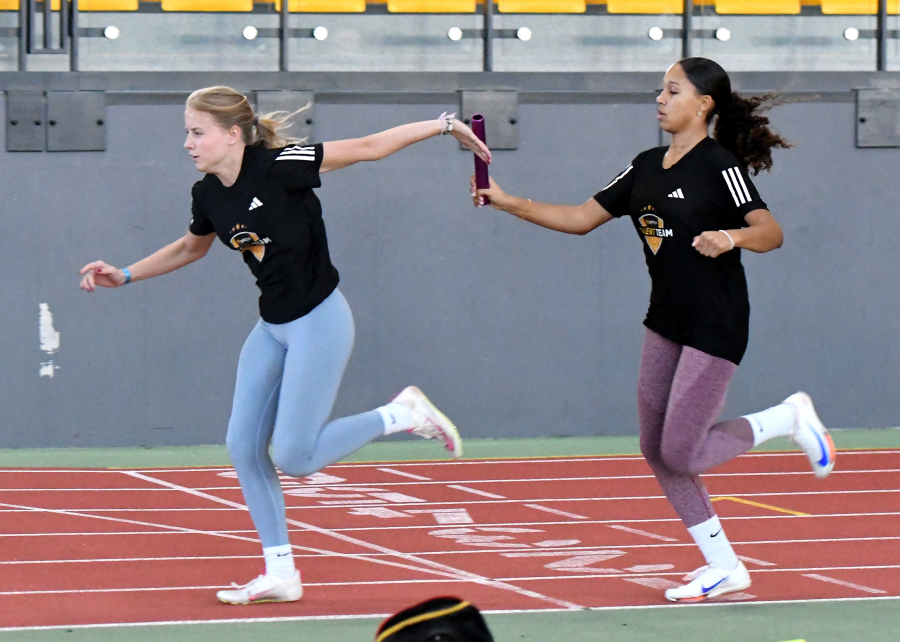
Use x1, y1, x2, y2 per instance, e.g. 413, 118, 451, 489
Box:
744, 402, 798, 447
263, 544, 296, 580
688, 516, 739, 571
377, 402, 415, 435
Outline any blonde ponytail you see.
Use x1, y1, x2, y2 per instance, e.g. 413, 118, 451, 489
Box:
186, 86, 309, 149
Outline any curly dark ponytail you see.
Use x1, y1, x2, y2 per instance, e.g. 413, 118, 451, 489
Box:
679, 57, 792, 176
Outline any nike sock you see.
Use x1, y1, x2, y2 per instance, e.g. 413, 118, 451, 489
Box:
263, 544, 296, 580
688, 515, 739, 571
744, 402, 797, 447
377, 402, 415, 435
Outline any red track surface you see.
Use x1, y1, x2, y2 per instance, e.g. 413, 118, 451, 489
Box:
1, 450, 899, 629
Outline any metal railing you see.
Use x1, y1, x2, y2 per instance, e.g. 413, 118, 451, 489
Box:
2, 0, 897, 73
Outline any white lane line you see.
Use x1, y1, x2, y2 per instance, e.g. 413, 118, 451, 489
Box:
3, 566, 897, 598
738, 555, 776, 567
4, 595, 900, 632
6, 537, 900, 563
489, 564, 900, 582
0, 449, 897, 476
607, 525, 678, 542
802, 573, 887, 594
0, 609, 572, 633
0, 508, 241, 513
377, 468, 431, 481
6, 467, 900, 493
0, 578, 480, 596
0, 530, 262, 538
123, 471, 583, 610
4, 510, 900, 538
524, 504, 588, 520
0, 555, 261, 565
0, 501, 475, 581
447, 485, 506, 499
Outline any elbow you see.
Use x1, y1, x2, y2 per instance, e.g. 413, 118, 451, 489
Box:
193, 244, 212, 261
360, 137, 383, 162
771, 225, 784, 250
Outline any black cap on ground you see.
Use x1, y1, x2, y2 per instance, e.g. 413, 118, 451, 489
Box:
375, 596, 494, 642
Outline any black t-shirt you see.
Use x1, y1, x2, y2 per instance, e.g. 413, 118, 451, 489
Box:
594, 137, 767, 365
189, 143, 340, 324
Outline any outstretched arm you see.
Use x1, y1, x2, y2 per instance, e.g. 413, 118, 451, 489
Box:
472, 176, 614, 236
692, 209, 783, 258
320, 115, 491, 174
79, 231, 216, 292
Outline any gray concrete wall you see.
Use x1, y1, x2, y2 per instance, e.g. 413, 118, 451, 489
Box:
1, 91, 898, 447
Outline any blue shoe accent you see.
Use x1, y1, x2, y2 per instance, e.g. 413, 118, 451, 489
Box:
811, 426, 830, 467
701, 576, 728, 594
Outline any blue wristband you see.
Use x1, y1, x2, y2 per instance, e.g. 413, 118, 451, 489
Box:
122, 267, 132, 284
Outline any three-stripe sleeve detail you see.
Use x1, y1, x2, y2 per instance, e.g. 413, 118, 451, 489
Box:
276, 145, 316, 162
722, 167, 751, 206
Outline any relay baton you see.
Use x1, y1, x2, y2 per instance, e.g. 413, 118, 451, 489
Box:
471, 114, 490, 205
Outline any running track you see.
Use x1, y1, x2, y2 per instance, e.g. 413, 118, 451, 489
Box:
1, 450, 899, 630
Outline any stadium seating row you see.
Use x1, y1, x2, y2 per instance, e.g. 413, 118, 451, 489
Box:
0, 0, 897, 15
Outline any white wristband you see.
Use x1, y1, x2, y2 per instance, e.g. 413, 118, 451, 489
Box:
438, 111, 455, 135
719, 230, 735, 250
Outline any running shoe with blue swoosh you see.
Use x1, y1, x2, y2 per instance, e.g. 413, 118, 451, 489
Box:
785, 391, 836, 479
665, 562, 751, 602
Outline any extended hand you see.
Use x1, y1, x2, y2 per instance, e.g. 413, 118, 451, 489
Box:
79, 261, 126, 292
451, 119, 492, 165
692, 231, 734, 258
470, 175, 510, 209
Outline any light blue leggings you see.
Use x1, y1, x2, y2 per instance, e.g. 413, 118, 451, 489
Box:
225, 288, 385, 548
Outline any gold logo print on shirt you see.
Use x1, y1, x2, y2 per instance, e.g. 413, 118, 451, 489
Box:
638, 207, 673, 255
229, 224, 271, 262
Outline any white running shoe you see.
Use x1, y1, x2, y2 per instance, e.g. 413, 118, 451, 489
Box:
665, 562, 752, 603
216, 570, 302, 605
784, 391, 836, 479
391, 386, 463, 458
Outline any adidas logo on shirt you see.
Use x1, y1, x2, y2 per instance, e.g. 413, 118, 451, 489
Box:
276, 145, 316, 162
249, 197, 263, 210
667, 189, 685, 199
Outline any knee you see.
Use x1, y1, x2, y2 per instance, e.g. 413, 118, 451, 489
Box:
225, 426, 260, 469
271, 441, 315, 479
660, 440, 696, 476
640, 435, 665, 471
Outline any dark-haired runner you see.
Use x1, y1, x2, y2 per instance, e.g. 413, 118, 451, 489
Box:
79, 86, 491, 605
472, 58, 835, 602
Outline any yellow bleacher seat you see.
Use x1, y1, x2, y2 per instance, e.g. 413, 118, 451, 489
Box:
0, 0, 17, 9
607, 0, 682, 13
821, 0, 899, 12
275, 0, 366, 10
497, 0, 586, 12
388, 0, 475, 10
80, 0, 139, 9
161, 0, 252, 10
715, 0, 800, 13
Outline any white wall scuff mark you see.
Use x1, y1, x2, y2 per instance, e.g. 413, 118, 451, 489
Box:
39, 303, 60, 354
39, 303, 61, 378
39, 361, 57, 378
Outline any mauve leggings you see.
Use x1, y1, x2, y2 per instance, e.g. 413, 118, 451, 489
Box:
638, 329, 755, 528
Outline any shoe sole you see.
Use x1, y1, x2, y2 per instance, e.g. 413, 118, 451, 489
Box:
217, 595, 302, 605
666, 578, 752, 603
406, 386, 463, 459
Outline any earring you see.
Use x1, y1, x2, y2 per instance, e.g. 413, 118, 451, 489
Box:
697, 111, 703, 116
